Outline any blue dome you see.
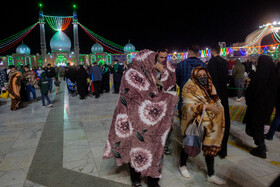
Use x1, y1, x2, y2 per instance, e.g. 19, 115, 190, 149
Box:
50, 31, 71, 52
16, 43, 31, 55
124, 42, 135, 53
91, 43, 104, 53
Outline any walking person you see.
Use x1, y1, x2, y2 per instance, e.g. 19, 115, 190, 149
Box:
8, 71, 22, 111
76, 65, 88, 99
232, 59, 245, 102
179, 66, 226, 185
103, 49, 177, 187
89, 62, 103, 99
176, 44, 207, 119
38, 72, 52, 108
45, 64, 56, 92
244, 55, 278, 158
54, 76, 61, 95
207, 43, 230, 158
23, 65, 37, 102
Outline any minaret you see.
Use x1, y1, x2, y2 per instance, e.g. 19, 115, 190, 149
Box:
39, 3, 47, 66
73, 5, 80, 65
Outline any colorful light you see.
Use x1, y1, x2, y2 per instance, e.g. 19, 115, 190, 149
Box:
44, 16, 72, 31
0, 23, 38, 54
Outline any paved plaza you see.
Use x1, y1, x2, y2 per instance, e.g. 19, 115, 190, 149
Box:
0, 82, 280, 187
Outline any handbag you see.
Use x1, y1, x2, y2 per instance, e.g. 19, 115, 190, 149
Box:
0, 90, 10, 100
182, 108, 205, 157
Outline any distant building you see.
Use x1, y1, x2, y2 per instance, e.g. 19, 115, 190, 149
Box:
0, 32, 136, 67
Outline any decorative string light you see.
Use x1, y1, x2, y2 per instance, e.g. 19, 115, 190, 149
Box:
44, 15, 72, 31
0, 22, 38, 53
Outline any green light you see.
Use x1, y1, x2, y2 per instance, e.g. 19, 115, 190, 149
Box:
39, 3, 43, 8
73, 4, 76, 9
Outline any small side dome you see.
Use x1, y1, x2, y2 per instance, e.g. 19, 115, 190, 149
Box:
91, 43, 104, 53
124, 41, 135, 53
16, 43, 31, 55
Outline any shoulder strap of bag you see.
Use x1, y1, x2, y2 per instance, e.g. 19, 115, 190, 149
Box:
197, 105, 205, 127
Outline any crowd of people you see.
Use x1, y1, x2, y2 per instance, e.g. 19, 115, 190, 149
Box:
0, 60, 128, 110
0, 43, 280, 187
103, 45, 280, 187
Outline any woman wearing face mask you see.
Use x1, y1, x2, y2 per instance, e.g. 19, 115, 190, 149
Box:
179, 66, 226, 185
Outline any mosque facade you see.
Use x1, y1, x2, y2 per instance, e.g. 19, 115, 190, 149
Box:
0, 31, 136, 67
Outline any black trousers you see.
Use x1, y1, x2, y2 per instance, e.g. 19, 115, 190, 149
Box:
129, 164, 159, 187
180, 148, 214, 176
93, 81, 101, 98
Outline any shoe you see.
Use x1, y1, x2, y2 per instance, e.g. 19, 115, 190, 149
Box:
47, 104, 53, 108
250, 146, 267, 159
264, 134, 273, 141
179, 166, 190, 178
164, 147, 171, 155
207, 175, 226, 185
131, 182, 142, 187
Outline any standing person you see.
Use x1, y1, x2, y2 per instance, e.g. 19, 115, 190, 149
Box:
76, 65, 88, 99
89, 62, 103, 99
54, 76, 61, 95
103, 50, 177, 187
176, 44, 207, 119
207, 43, 230, 158
36, 66, 44, 79
179, 67, 226, 185
38, 72, 53, 108
0, 64, 7, 91
57, 65, 65, 80
232, 59, 245, 102
244, 55, 278, 158
102, 63, 110, 93
112, 60, 124, 94
265, 58, 280, 140
8, 71, 22, 111
45, 64, 56, 92
23, 65, 37, 102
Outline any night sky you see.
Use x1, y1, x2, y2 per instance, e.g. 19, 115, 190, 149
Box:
1, 0, 280, 55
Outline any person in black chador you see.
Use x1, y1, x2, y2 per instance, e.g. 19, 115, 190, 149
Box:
207, 43, 230, 158
76, 65, 88, 99
243, 55, 278, 158
102, 64, 110, 93
111, 60, 124, 94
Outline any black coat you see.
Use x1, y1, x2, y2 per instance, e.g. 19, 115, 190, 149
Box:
208, 55, 230, 157
76, 66, 88, 98
276, 62, 280, 112
244, 55, 278, 145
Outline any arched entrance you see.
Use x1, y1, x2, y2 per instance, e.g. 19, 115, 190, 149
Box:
56, 54, 67, 66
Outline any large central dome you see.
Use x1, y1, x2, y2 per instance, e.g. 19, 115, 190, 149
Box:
50, 31, 71, 52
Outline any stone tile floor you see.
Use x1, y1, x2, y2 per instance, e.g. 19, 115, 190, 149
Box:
0, 83, 279, 187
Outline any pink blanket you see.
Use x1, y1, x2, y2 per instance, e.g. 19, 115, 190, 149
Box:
103, 49, 177, 178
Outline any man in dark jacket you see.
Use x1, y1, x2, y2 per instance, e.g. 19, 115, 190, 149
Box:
89, 62, 103, 98
45, 64, 56, 92
176, 44, 207, 118
207, 43, 230, 158
37, 72, 52, 107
